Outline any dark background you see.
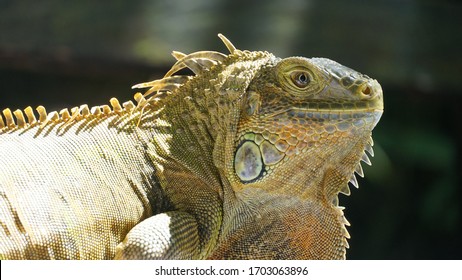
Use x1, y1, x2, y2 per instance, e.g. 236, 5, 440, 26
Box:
1, 0, 460, 259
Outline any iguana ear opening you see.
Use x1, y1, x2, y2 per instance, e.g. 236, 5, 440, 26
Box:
234, 140, 264, 183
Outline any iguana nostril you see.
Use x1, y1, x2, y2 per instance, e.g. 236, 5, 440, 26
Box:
361, 85, 372, 96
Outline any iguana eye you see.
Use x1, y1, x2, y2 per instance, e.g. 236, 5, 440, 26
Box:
276, 58, 325, 96
291, 71, 311, 88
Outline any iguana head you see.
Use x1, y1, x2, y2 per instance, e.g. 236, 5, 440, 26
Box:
232, 55, 383, 199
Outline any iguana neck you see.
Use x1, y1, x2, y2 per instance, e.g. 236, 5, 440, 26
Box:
213, 185, 350, 259
144, 51, 277, 181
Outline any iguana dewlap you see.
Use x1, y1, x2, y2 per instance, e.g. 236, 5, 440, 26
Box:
0, 34, 383, 259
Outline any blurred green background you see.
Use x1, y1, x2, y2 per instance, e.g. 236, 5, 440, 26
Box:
0, 0, 460, 259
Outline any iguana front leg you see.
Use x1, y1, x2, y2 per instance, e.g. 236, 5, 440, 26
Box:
114, 173, 223, 260
114, 212, 200, 259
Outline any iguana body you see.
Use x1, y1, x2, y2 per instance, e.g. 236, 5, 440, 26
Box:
0, 35, 383, 259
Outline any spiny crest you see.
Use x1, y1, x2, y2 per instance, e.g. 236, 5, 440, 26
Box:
330, 136, 374, 251
132, 33, 237, 102
335, 136, 375, 198
0, 34, 237, 133
0, 96, 144, 132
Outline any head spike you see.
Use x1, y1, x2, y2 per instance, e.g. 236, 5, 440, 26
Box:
364, 143, 375, 157
349, 174, 359, 188
110, 98, 123, 113
171, 51, 210, 74
361, 152, 372, 166
218, 33, 237, 54
134, 92, 147, 106
355, 163, 364, 178
342, 215, 351, 227
36, 106, 47, 123
178, 59, 203, 75
340, 184, 351, 196
171, 51, 186, 60
132, 76, 190, 90
13, 109, 26, 128
90, 106, 102, 116
344, 239, 350, 249
47, 111, 59, 122
39, 110, 58, 128
123, 101, 135, 112
80, 104, 90, 117
59, 108, 71, 121
164, 51, 226, 77
98, 105, 109, 115
68, 107, 81, 123
2, 108, 15, 128
24, 106, 37, 125
132, 76, 191, 99
342, 226, 351, 239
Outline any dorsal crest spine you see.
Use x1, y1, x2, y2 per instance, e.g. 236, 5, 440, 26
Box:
0, 34, 237, 133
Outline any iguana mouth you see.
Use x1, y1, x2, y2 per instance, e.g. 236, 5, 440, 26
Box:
266, 109, 383, 129
263, 79, 383, 119
288, 108, 383, 115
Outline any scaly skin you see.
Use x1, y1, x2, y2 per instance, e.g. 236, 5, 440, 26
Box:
0, 35, 383, 259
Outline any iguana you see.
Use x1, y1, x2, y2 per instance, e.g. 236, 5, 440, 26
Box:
0, 34, 383, 260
